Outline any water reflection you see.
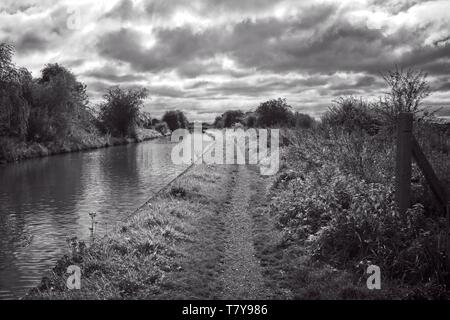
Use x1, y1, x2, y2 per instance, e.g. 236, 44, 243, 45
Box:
0, 139, 186, 299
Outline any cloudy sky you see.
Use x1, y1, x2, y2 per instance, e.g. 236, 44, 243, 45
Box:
1, 0, 450, 121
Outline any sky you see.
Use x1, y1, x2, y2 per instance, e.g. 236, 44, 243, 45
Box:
1, 0, 450, 121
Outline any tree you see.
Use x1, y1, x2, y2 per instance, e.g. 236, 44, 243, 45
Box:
256, 98, 293, 127
222, 110, 244, 128
379, 67, 430, 122
213, 115, 224, 129
0, 43, 15, 81
28, 63, 89, 141
0, 43, 30, 139
162, 110, 189, 131
244, 112, 257, 128
99, 86, 148, 137
136, 111, 153, 128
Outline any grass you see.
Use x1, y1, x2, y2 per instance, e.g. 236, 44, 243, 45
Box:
261, 125, 450, 299
0, 128, 161, 164
26, 123, 449, 300
245, 165, 412, 300
26, 163, 228, 300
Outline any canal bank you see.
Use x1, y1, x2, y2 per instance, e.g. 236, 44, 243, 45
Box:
25, 163, 422, 300
25, 163, 276, 299
0, 128, 163, 165
0, 136, 188, 299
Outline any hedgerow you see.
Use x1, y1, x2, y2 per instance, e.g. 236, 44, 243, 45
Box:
271, 127, 449, 287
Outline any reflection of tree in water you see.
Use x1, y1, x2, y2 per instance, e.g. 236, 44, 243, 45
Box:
0, 153, 86, 298
0, 141, 184, 297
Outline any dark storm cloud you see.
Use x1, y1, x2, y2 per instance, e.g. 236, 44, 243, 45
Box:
328, 76, 380, 91
15, 31, 51, 53
2, 0, 450, 120
84, 66, 148, 83
96, 27, 214, 73
96, 7, 450, 79
147, 85, 187, 98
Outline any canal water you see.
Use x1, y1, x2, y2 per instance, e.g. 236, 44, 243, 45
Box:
0, 138, 190, 299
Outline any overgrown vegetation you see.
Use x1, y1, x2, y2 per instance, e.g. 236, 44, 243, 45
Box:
213, 98, 316, 129
98, 87, 149, 137
27, 164, 229, 300
268, 68, 450, 298
0, 44, 165, 163
6, 35, 448, 300
162, 110, 189, 132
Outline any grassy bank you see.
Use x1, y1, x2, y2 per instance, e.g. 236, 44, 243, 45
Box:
26, 124, 449, 299
0, 128, 162, 164
263, 126, 450, 299
25, 165, 433, 300
27, 163, 231, 299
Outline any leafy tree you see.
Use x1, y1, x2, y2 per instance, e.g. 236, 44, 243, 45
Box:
0, 43, 30, 139
27, 63, 89, 141
136, 111, 153, 128
213, 115, 224, 129
162, 110, 189, 131
256, 98, 293, 127
244, 112, 257, 128
99, 86, 148, 137
379, 67, 430, 122
0, 43, 15, 80
222, 110, 244, 128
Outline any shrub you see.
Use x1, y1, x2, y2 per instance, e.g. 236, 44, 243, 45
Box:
270, 127, 446, 285
27, 63, 90, 142
99, 86, 148, 137
321, 97, 381, 135
213, 115, 224, 129
256, 98, 293, 127
291, 112, 316, 129
378, 67, 430, 123
154, 122, 170, 135
222, 110, 244, 128
244, 112, 257, 128
162, 110, 189, 132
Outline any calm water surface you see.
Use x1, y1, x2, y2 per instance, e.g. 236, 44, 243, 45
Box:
0, 138, 189, 299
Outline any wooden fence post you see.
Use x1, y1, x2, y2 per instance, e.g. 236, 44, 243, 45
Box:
412, 136, 447, 209
395, 113, 413, 215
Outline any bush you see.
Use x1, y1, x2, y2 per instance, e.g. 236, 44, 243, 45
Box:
154, 122, 170, 135
270, 127, 446, 285
256, 98, 293, 127
213, 115, 224, 129
136, 111, 153, 128
244, 112, 257, 128
378, 67, 430, 123
27, 63, 90, 142
162, 110, 189, 132
291, 112, 316, 129
222, 110, 244, 128
99, 86, 148, 137
321, 97, 381, 135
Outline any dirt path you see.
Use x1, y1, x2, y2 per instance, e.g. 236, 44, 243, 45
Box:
219, 165, 270, 299
161, 164, 273, 299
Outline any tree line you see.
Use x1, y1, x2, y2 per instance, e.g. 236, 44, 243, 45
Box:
213, 98, 316, 129
1, 42, 443, 161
